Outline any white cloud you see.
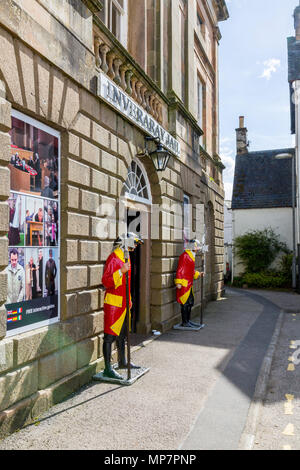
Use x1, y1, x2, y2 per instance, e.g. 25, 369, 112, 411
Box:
260, 59, 281, 80
220, 138, 236, 202
224, 182, 233, 202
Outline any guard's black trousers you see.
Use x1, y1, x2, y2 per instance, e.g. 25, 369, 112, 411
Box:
181, 291, 194, 325
103, 320, 127, 369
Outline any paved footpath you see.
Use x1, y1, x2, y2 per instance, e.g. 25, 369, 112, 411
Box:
0, 288, 299, 450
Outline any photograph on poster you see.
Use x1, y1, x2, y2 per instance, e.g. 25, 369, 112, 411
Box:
9, 117, 59, 198
25, 197, 44, 247
25, 248, 44, 301
7, 193, 26, 247
6, 247, 25, 305
43, 248, 58, 298
44, 200, 59, 246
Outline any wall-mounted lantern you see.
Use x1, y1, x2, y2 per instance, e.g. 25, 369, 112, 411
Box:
145, 136, 171, 172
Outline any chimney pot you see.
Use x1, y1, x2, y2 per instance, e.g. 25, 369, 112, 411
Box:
236, 116, 248, 154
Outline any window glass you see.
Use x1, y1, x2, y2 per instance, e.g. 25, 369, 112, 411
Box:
98, 0, 126, 43
111, 3, 121, 40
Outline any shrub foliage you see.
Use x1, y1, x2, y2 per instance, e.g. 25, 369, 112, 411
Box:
232, 228, 292, 289
234, 228, 289, 273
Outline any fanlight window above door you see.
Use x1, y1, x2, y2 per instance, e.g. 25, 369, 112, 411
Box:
123, 160, 151, 204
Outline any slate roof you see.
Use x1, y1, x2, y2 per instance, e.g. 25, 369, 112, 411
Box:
232, 148, 295, 210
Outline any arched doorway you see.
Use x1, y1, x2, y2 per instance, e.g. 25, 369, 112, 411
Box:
122, 158, 152, 334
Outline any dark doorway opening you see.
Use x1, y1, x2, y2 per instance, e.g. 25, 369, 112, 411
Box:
127, 209, 141, 333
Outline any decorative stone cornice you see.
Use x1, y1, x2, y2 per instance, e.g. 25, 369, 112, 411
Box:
81, 0, 103, 14
214, 0, 229, 22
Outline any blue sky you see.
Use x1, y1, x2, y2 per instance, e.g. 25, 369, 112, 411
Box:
218, 0, 297, 200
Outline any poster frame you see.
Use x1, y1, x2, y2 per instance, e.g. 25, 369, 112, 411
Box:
6, 109, 61, 338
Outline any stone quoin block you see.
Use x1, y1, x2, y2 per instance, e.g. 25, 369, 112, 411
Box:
0, 339, 13, 374
0, 362, 38, 412
65, 239, 78, 263
80, 88, 101, 122
79, 241, 99, 262
0, 202, 9, 234
13, 324, 61, 366
68, 159, 90, 187
38, 344, 77, 389
71, 113, 91, 139
0, 100, 11, 132
67, 212, 90, 237
91, 217, 109, 240
66, 185, 80, 210
0, 271, 8, 304
98, 195, 117, 218
61, 293, 78, 320
66, 266, 88, 291
0, 237, 8, 268
0, 167, 10, 200
99, 241, 114, 261
0, 306, 6, 339
91, 121, 110, 149
101, 150, 117, 174
89, 265, 104, 288
81, 190, 100, 214
76, 337, 98, 369
68, 133, 80, 157
91, 168, 109, 193
77, 289, 99, 315
81, 139, 101, 167
0, 131, 11, 164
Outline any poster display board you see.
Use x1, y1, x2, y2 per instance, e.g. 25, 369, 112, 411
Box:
5, 110, 60, 335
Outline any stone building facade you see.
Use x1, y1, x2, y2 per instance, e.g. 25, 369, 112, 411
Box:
0, 0, 228, 436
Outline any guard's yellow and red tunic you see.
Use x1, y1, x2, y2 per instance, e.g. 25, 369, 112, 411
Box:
102, 247, 132, 336
175, 250, 200, 305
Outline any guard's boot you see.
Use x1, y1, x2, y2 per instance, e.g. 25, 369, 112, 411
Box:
103, 342, 123, 380
116, 337, 141, 369
186, 305, 197, 328
181, 308, 190, 327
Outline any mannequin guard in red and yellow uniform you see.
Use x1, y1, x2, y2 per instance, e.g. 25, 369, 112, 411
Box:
101, 233, 143, 380
175, 239, 204, 328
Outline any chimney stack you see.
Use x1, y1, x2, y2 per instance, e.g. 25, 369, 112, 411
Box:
294, 4, 300, 40
236, 116, 249, 155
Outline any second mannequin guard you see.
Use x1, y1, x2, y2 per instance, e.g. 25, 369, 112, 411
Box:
174, 239, 204, 330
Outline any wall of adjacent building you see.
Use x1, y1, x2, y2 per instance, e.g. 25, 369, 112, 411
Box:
232, 207, 293, 277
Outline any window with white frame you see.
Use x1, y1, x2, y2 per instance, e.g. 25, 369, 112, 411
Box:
98, 0, 128, 45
